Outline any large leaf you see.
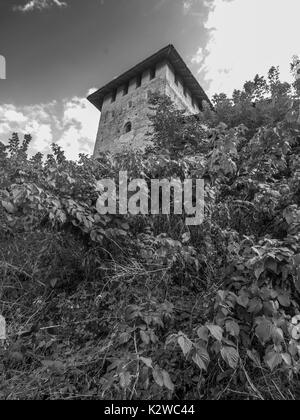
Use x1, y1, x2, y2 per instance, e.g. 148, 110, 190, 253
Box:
248, 298, 263, 314
247, 349, 261, 366
220, 346, 239, 369
264, 351, 282, 371
255, 319, 273, 344
281, 353, 292, 366
272, 327, 284, 344
277, 292, 291, 308
1, 200, 15, 214
140, 330, 150, 345
152, 366, 164, 387
236, 292, 249, 308
140, 357, 153, 369
119, 371, 131, 389
178, 334, 193, 356
225, 320, 240, 337
192, 346, 210, 371
207, 324, 223, 341
197, 326, 209, 342
162, 370, 174, 392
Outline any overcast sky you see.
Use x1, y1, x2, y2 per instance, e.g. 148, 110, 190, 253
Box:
0, 0, 299, 159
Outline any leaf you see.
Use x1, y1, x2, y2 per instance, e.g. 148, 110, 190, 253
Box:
178, 334, 193, 356
120, 223, 130, 231
281, 353, 292, 366
263, 300, 277, 316
248, 298, 263, 314
162, 370, 174, 392
247, 349, 261, 366
119, 332, 131, 344
272, 327, 284, 344
265, 259, 278, 274
197, 326, 209, 342
192, 347, 210, 371
153, 366, 164, 387
50, 278, 58, 289
207, 324, 223, 341
236, 293, 249, 308
254, 264, 265, 280
264, 351, 282, 371
140, 330, 150, 345
140, 357, 153, 369
225, 320, 240, 337
119, 371, 131, 389
255, 319, 273, 344
277, 292, 291, 308
220, 346, 239, 369
1, 200, 15, 214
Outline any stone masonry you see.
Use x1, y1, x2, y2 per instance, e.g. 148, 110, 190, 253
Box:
88, 45, 210, 157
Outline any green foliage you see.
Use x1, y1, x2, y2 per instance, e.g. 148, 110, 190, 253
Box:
0, 65, 300, 400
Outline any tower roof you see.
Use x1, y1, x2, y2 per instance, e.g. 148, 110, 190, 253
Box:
87, 44, 210, 111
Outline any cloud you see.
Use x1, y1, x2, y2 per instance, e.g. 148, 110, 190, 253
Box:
58, 95, 99, 159
192, 0, 300, 96
13, 0, 67, 13
182, 0, 215, 16
0, 91, 99, 161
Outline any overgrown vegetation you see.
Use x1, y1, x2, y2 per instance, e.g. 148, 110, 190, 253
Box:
0, 63, 300, 400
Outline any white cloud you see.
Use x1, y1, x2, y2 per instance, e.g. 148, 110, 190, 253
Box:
193, 0, 300, 96
13, 0, 67, 13
0, 91, 99, 161
59, 95, 99, 160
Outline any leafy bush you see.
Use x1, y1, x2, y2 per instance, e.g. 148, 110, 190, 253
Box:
0, 65, 300, 400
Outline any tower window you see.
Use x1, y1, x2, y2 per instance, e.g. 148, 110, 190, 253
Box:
124, 122, 132, 133
123, 82, 129, 96
150, 67, 156, 80
136, 74, 142, 88
111, 90, 117, 103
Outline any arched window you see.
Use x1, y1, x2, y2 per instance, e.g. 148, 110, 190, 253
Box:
124, 122, 132, 133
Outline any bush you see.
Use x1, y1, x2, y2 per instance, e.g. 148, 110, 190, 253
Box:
0, 66, 300, 400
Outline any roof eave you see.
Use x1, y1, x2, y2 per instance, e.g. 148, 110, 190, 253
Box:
87, 44, 211, 111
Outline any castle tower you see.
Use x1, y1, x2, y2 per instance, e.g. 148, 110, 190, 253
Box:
88, 45, 210, 157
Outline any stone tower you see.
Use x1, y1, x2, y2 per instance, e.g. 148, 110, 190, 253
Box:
88, 44, 210, 157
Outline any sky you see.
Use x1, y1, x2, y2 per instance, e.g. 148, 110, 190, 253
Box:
0, 0, 299, 160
